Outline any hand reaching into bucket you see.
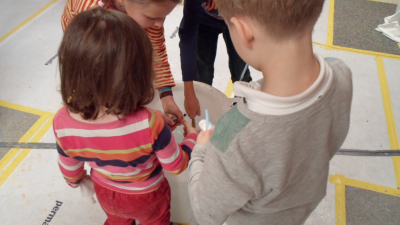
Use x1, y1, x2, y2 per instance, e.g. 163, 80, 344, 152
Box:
182, 119, 200, 137
161, 95, 184, 125
154, 110, 179, 131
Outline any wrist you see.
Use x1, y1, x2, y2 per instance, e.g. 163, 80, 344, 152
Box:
184, 81, 195, 96
159, 87, 173, 99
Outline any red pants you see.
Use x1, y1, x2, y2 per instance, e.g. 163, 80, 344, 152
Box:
94, 178, 171, 225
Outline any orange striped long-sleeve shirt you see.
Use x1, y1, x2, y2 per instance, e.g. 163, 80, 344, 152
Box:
61, 0, 175, 89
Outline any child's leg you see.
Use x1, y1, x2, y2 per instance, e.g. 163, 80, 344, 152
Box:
136, 178, 172, 225
222, 28, 252, 83
93, 178, 171, 225
196, 23, 223, 85
94, 181, 136, 225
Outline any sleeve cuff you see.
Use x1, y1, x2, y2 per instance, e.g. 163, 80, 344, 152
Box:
159, 87, 173, 99
184, 133, 198, 141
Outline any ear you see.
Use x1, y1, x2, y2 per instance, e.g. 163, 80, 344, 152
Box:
230, 16, 254, 48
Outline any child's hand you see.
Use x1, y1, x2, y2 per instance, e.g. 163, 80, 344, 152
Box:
182, 119, 200, 136
154, 110, 179, 131
196, 129, 213, 145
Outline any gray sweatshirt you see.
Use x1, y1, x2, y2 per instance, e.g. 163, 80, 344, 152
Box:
188, 58, 353, 225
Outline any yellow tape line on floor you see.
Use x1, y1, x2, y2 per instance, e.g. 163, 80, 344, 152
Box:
330, 175, 346, 225
0, 100, 53, 173
224, 79, 234, 98
0, 100, 49, 116
0, 113, 54, 187
330, 174, 400, 225
324, 0, 400, 59
326, 0, 335, 49
313, 42, 400, 60
0, 0, 59, 44
376, 56, 400, 188
366, 0, 398, 4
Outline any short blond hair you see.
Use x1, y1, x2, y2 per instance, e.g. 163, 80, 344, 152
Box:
215, 0, 325, 39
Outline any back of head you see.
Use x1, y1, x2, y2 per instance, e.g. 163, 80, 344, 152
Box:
58, 7, 155, 120
100, 0, 182, 5
215, 0, 325, 40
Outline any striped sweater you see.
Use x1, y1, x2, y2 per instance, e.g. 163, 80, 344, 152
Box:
61, 0, 175, 89
53, 106, 197, 194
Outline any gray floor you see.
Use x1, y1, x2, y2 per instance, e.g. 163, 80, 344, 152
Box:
1, 0, 400, 224
346, 186, 400, 225
334, 0, 400, 55
0, 106, 40, 160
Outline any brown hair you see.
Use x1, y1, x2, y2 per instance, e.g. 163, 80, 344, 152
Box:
100, 0, 181, 5
130, 0, 181, 4
215, 0, 325, 39
58, 7, 155, 120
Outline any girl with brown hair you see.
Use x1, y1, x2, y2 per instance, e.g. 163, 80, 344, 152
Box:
61, 0, 184, 128
55, 8, 198, 225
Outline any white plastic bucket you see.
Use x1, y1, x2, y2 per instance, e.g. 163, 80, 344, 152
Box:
146, 81, 233, 224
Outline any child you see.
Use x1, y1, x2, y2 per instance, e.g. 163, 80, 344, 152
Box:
188, 0, 353, 225
54, 8, 198, 225
179, 0, 252, 119
61, 0, 185, 127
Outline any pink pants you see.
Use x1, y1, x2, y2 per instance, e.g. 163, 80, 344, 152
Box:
94, 178, 171, 225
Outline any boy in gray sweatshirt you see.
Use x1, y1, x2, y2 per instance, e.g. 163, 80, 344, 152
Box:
188, 0, 353, 225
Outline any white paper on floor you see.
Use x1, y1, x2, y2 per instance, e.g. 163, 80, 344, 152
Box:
376, 11, 400, 43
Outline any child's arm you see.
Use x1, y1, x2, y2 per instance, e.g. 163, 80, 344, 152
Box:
56, 142, 85, 188
61, 0, 97, 32
146, 27, 184, 122
151, 112, 198, 174
147, 26, 175, 90
188, 141, 257, 224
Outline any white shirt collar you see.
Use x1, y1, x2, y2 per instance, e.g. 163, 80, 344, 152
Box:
233, 54, 333, 115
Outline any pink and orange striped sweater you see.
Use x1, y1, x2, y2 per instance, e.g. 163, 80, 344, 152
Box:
53, 106, 197, 194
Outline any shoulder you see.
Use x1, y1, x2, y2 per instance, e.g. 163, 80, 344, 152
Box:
210, 106, 251, 153
325, 57, 352, 84
142, 107, 165, 129
53, 106, 70, 128
325, 57, 353, 98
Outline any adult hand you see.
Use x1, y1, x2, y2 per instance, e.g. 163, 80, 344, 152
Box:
182, 119, 200, 137
196, 129, 213, 145
161, 95, 184, 124
154, 110, 179, 131
184, 81, 201, 119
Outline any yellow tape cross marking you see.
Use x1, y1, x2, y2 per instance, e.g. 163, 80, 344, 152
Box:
313, 42, 400, 60
0, 114, 51, 172
366, 0, 398, 4
326, 0, 335, 50
330, 174, 400, 225
0, 101, 55, 187
224, 79, 234, 98
0, 0, 59, 44
376, 56, 400, 188
330, 175, 346, 225
0, 114, 54, 187
323, 0, 400, 57
0, 100, 49, 116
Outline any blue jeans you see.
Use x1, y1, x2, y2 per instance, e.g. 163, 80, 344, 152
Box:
196, 22, 252, 85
